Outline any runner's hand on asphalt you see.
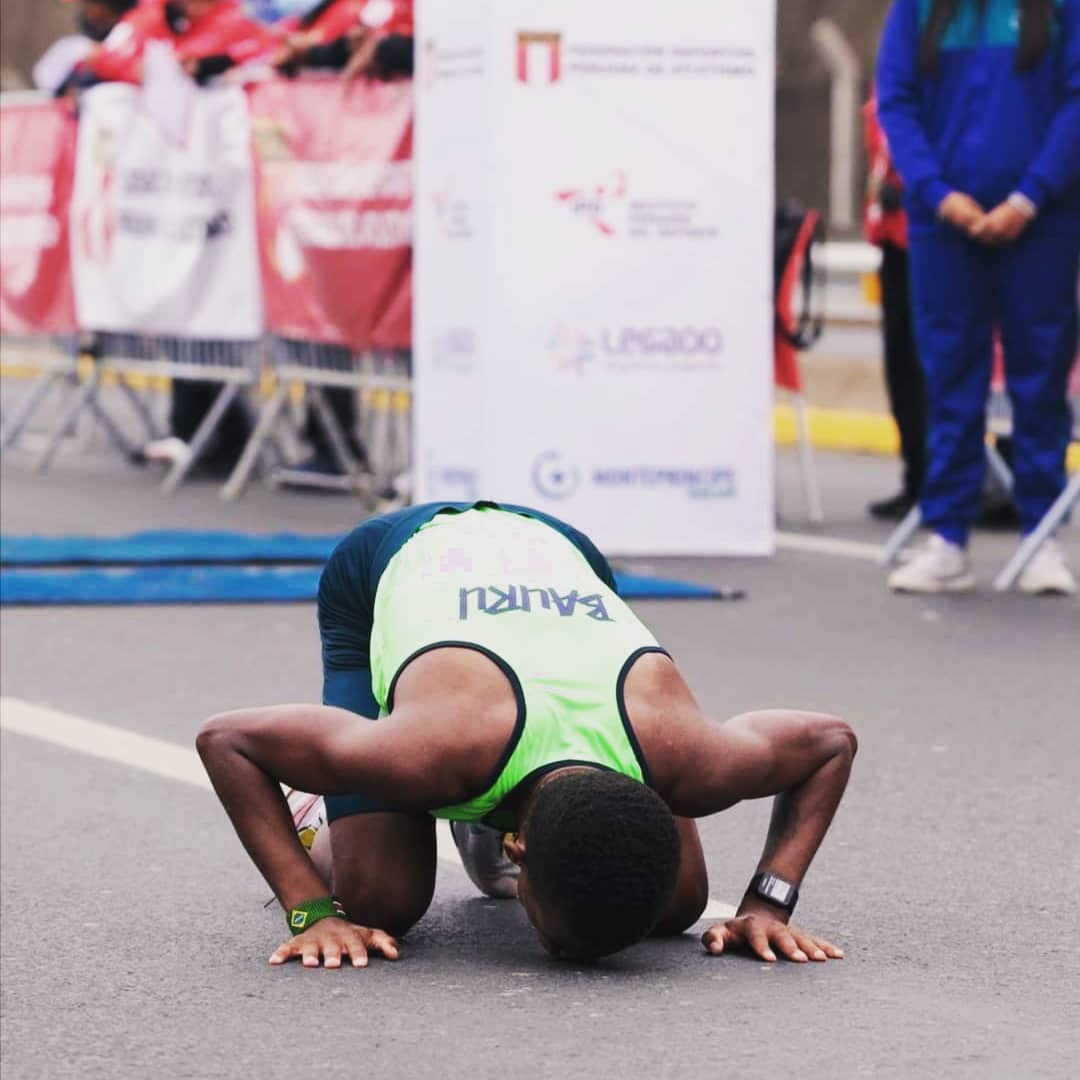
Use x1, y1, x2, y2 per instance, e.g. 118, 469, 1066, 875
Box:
269, 920, 400, 969
701, 899, 844, 963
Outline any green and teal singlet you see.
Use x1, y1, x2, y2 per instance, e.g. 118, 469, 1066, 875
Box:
367, 506, 665, 827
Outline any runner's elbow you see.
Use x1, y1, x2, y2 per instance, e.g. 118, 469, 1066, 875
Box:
196, 712, 244, 761
825, 717, 858, 760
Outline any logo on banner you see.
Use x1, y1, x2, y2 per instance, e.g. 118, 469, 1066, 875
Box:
556, 174, 718, 241
422, 39, 438, 91
431, 327, 477, 372
593, 466, 737, 499
547, 325, 724, 375
432, 184, 474, 240
531, 454, 736, 501
531, 451, 580, 499
426, 454, 479, 500
554, 172, 627, 236
547, 326, 596, 375
517, 31, 562, 85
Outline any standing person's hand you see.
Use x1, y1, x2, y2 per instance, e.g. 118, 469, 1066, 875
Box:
938, 192, 986, 236
971, 199, 1034, 245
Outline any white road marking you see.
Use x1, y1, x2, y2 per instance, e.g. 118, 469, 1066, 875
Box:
775, 531, 883, 562
0, 697, 737, 923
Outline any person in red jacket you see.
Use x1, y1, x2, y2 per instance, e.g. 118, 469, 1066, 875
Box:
863, 94, 928, 521
274, 0, 413, 81
89, 0, 275, 85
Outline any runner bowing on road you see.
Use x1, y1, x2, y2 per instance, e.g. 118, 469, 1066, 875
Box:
198, 501, 857, 966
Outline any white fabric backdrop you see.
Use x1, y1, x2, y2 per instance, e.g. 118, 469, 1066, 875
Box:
415, 0, 777, 554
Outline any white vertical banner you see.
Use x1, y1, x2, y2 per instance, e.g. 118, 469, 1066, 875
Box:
416, 0, 776, 554
70, 80, 262, 340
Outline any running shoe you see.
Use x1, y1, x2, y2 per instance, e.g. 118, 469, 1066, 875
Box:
449, 822, 519, 899
1017, 539, 1077, 596
283, 786, 326, 851
888, 534, 975, 593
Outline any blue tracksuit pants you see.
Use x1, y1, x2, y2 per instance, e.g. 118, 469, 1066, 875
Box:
907, 214, 1079, 545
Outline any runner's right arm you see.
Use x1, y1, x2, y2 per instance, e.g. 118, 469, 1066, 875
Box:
196, 704, 444, 911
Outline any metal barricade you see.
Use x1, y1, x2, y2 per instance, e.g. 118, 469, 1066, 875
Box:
222, 338, 412, 503
96, 334, 268, 493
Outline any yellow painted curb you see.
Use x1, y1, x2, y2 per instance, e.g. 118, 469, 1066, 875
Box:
773, 403, 1080, 472
773, 404, 900, 456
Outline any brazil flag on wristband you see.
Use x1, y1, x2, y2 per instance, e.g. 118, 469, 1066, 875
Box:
287, 895, 346, 934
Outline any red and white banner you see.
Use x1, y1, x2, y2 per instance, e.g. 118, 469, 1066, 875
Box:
0, 99, 78, 335
70, 82, 263, 339
2, 80, 411, 348
248, 78, 413, 349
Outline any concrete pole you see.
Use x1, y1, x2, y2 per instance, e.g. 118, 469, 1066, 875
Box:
810, 17, 862, 231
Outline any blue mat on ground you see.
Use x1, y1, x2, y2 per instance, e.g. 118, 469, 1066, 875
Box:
0, 565, 725, 605
0, 531, 340, 566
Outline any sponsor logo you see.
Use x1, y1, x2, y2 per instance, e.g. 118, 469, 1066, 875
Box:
426, 453, 479, 500
546, 325, 724, 375
593, 466, 736, 499
547, 326, 596, 375
432, 184, 474, 240
517, 31, 562, 84
531, 452, 736, 501
422, 39, 438, 90
555, 173, 718, 241
531, 451, 581, 499
459, 585, 612, 622
430, 327, 477, 372
554, 172, 626, 236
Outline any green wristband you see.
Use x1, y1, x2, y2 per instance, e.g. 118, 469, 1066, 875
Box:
286, 895, 347, 935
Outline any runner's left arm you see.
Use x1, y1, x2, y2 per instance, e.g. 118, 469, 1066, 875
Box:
666, 710, 857, 962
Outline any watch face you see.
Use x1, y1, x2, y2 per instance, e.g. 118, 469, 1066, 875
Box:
754, 873, 797, 910
760, 876, 792, 904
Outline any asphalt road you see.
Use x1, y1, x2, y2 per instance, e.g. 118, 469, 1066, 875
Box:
1, 435, 1078, 1080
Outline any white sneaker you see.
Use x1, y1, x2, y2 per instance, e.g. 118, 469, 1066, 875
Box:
142, 436, 192, 467
1017, 539, 1077, 596
888, 534, 975, 593
450, 821, 519, 899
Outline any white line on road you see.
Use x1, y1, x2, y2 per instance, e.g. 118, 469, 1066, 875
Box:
775, 531, 883, 562
0, 697, 737, 922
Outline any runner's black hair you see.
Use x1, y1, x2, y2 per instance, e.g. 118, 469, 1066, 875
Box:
919, 0, 1056, 73
522, 770, 680, 959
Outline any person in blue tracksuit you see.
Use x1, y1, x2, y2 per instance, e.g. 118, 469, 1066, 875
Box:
877, 0, 1079, 594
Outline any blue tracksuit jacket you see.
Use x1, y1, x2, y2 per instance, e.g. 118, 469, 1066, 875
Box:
876, 0, 1079, 543
878, 0, 1080, 221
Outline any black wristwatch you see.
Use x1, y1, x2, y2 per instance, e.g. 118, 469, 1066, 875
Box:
747, 872, 799, 915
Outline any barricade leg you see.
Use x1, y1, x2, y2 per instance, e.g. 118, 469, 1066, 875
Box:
85, 392, 144, 458
993, 471, 1080, 591
32, 365, 103, 473
309, 386, 364, 477
0, 371, 66, 451
220, 381, 290, 501
115, 378, 165, 441
879, 504, 922, 565
161, 382, 242, 494
986, 439, 1014, 494
794, 393, 824, 524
